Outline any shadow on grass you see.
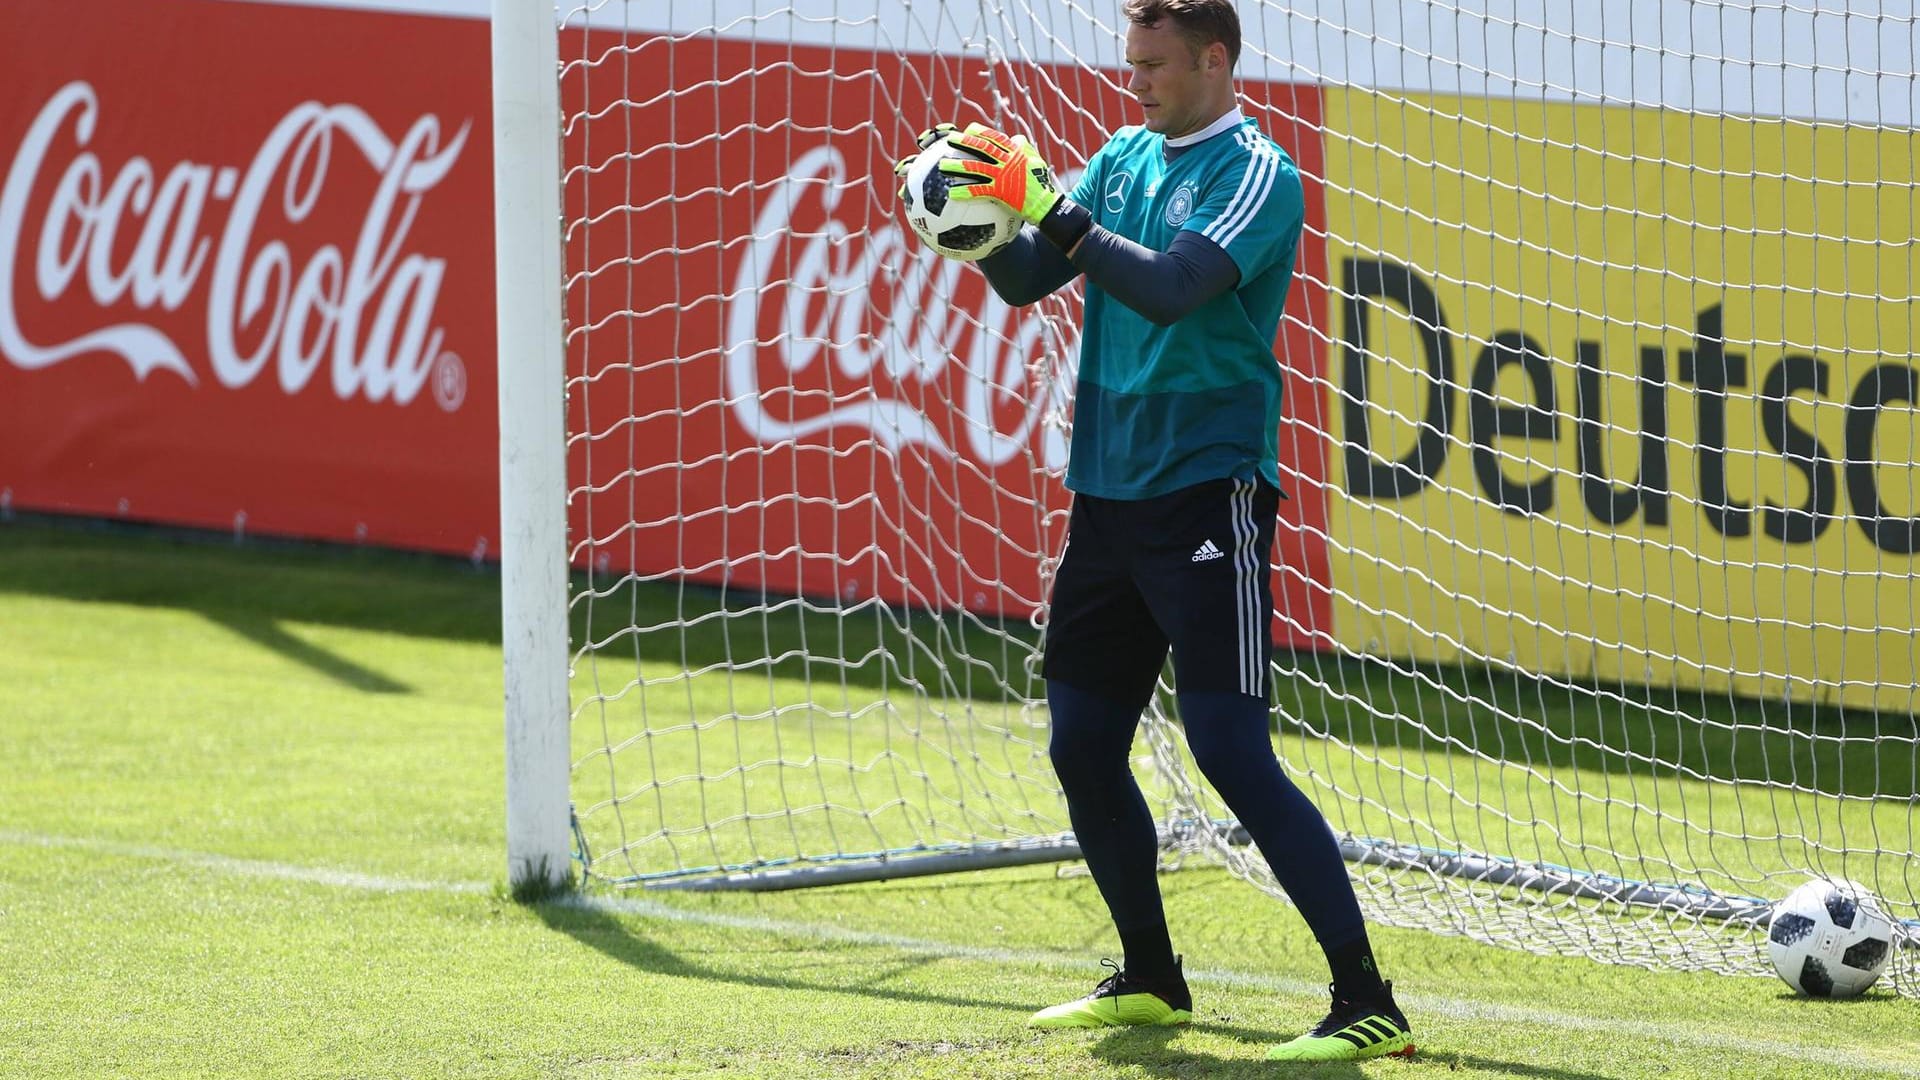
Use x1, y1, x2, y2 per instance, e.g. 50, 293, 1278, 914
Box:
1088, 1023, 1303, 1078
1396, 1051, 1625, 1080
0, 519, 503, 640
1770, 988, 1900, 1004
531, 893, 1038, 1016
7, 517, 1915, 798
533, 889, 1331, 1062
0, 518, 1040, 703
1092, 1025, 1625, 1079
537, 894, 1498, 1076
204, 611, 410, 694
0, 522, 444, 693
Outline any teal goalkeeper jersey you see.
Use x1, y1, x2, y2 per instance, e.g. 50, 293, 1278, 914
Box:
1064, 114, 1304, 499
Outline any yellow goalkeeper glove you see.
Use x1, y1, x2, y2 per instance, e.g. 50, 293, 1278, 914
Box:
938, 123, 1092, 251
939, 123, 1062, 223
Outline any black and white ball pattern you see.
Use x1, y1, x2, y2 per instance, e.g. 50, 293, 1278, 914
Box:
899, 141, 1021, 262
1767, 877, 1895, 997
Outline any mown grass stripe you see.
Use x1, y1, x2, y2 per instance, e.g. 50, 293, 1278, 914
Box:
6, 828, 1917, 1078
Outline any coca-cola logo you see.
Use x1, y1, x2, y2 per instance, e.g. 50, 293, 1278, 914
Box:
0, 81, 470, 410
725, 145, 1073, 468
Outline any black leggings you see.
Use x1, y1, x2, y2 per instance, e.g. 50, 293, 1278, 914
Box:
1047, 678, 1367, 950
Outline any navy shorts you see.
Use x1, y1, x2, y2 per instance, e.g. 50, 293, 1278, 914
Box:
1041, 477, 1279, 707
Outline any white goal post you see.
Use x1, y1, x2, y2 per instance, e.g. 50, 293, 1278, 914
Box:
495, 0, 1920, 992
493, 0, 570, 895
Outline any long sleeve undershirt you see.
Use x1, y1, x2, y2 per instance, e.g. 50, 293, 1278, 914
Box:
976, 225, 1241, 327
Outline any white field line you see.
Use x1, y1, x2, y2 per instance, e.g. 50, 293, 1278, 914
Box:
0, 831, 491, 894
5, 829, 1918, 1077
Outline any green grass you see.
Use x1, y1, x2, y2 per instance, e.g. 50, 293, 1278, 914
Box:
3, 521, 1919, 1079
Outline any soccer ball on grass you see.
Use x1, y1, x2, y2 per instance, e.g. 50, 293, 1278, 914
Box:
898, 140, 1022, 262
1766, 876, 1895, 997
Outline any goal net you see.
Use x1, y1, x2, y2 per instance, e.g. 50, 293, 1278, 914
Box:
508, 0, 1920, 994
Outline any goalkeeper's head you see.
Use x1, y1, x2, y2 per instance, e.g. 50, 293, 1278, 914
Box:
1121, 0, 1243, 138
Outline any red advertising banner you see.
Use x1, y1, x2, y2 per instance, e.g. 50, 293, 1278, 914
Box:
566, 32, 1332, 641
0, 3, 1332, 644
0, 1, 498, 558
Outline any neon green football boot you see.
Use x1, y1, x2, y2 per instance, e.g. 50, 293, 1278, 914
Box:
1028, 958, 1193, 1029
1265, 981, 1415, 1062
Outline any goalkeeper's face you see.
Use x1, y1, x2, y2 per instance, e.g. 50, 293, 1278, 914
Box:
1124, 19, 1232, 138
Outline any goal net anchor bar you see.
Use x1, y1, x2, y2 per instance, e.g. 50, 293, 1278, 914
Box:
606, 817, 1860, 940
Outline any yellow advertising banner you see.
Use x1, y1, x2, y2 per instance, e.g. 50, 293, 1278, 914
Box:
1320, 88, 1920, 712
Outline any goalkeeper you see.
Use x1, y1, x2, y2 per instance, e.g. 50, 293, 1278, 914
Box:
896, 0, 1414, 1064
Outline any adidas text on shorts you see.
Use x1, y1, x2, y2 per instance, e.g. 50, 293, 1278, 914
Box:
1042, 477, 1280, 707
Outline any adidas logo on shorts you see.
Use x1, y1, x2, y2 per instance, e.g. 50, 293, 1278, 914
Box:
1191, 539, 1225, 562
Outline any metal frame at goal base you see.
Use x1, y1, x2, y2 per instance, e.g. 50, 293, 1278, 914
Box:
589, 813, 1920, 949
493, 0, 572, 895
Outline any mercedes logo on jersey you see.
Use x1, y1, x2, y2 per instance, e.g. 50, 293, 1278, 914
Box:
1104, 170, 1134, 213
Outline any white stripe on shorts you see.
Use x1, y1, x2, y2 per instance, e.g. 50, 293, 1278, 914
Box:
1230, 480, 1261, 696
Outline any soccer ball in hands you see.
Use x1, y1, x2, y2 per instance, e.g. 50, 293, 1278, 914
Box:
898, 140, 1022, 262
1767, 876, 1895, 997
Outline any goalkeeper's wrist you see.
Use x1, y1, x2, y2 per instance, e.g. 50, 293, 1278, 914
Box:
1033, 196, 1094, 252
